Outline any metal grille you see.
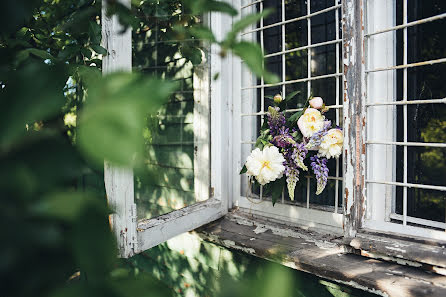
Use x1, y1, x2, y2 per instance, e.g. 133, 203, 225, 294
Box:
239, 0, 343, 214
365, 0, 446, 232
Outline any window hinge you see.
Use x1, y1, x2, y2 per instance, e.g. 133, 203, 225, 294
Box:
209, 187, 214, 198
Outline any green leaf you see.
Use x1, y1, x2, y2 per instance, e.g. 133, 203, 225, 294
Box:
77, 73, 178, 166
80, 47, 92, 59
180, 46, 203, 65
189, 26, 216, 42
232, 41, 279, 84
16, 48, 55, 64
240, 164, 248, 174
288, 96, 311, 124
206, 0, 237, 16
284, 90, 300, 101
88, 20, 101, 44
0, 63, 67, 148
72, 205, 117, 282
32, 191, 102, 221
58, 44, 81, 60
184, 0, 237, 16
223, 9, 272, 47
270, 177, 285, 206
91, 44, 107, 55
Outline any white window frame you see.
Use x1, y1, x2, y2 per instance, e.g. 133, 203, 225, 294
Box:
102, 0, 232, 258
104, 0, 446, 259
232, 0, 344, 233
362, 0, 446, 241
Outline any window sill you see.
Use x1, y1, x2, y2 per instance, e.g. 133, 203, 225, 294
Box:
196, 210, 446, 297
347, 229, 446, 269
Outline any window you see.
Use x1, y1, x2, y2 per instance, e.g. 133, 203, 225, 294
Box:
103, 0, 231, 258
106, 0, 446, 259
233, 0, 344, 231
364, 0, 446, 241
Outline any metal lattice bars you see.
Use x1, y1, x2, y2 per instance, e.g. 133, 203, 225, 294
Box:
366, 97, 446, 106
242, 72, 342, 89
365, 0, 446, 233
240, 104, 343, 117
264, 38, 342, 58
365, 11, 446, 37
241, 4, 341, 36
239, 0, 344, 214
366, 57, 446, 73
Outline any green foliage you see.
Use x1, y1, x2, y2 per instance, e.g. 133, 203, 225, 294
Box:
78, 72, 177, 166
0, 0, 296, 296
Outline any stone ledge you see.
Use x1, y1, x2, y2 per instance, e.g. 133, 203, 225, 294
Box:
196, 211, 446, 297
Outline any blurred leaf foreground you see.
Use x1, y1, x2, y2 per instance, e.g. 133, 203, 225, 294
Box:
0, 1, 291, 297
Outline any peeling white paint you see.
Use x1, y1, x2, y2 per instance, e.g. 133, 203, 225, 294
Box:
385, 246, 407, 253
222, 239, 256, 254
340, 280, 389, 297
253, 226, 267, 234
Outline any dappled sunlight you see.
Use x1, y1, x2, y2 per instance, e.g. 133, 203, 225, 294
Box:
126, 232, 374, 297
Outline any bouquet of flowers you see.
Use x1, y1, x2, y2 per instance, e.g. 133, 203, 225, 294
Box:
240, 94, 344, 205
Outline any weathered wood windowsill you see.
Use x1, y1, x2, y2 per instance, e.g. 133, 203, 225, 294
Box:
196, 211, 446, 297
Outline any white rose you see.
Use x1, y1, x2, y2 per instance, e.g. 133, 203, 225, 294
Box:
297, 108, 325, 138
245, 146, 285, 185
319, 129, 343, 159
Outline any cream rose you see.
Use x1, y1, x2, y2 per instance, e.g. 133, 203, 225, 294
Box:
297, 108, 325, 138
245, 146, 285, 185
319, 129, 343, 159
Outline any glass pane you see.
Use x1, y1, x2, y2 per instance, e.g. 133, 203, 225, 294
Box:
132, 1, 210, 219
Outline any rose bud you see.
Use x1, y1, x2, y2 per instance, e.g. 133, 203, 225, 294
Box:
273, 94, 283, 104
309, 97, 324, 109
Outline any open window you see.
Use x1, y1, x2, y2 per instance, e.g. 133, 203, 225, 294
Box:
102, 0, 231, 258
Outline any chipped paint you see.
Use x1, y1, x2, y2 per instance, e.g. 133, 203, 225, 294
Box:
338, 280, 389, 297
221, 239, 256, 254
360, 250, 423, 268
253, 226, 267, 234
230, 214, 343, 252
342, 0, 367, 238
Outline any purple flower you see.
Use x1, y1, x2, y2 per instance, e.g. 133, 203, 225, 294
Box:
306, 120, 331, 149
267, 106, 286, 136
272, 127, 295, 148
310, 155, 329, 195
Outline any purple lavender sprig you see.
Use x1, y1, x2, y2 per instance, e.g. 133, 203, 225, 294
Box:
310, 155, 329, 195
267, 106, 286, 136
272, 127, 295, 148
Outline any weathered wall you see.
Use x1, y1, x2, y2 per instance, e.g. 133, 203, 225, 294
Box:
125, 232, 378, 297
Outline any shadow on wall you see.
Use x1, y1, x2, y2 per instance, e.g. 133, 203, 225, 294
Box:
123, 233, 378, 297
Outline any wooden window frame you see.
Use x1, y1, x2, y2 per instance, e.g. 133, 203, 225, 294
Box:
104, 0, 446, 267
102, 0, 232, 258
